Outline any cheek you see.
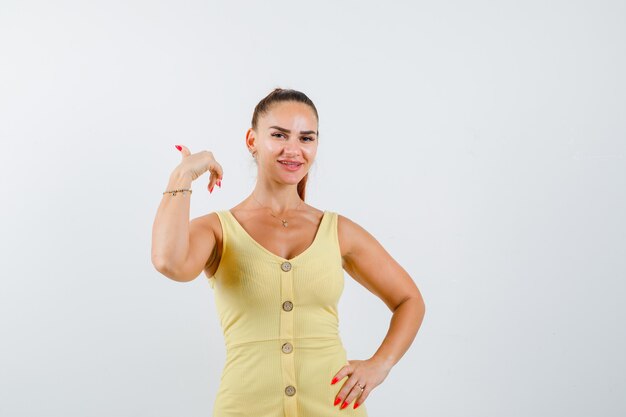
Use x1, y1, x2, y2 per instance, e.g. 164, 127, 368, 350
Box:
304, 149, 317, 160
265, 143, 282, 153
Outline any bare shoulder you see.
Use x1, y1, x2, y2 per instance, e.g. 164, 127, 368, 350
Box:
336, 212, 373, 259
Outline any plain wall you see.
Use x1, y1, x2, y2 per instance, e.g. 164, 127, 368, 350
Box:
0, 0, 624, 416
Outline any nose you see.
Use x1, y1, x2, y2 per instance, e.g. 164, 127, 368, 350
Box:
282, 139, 301, 156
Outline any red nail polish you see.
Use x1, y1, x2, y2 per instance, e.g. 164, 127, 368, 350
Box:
175, 145, 182, 151
354, 402, 360, 409
217, 179, 221, 187
209, 185, 214, 193
331, 377, 338, 385
334, 397, 341, 406
340, 401, 348, 410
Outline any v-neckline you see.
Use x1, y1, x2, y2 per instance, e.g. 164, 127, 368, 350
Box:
226, 210, 328, 262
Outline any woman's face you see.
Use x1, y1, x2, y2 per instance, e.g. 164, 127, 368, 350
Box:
248, 101, 319, 185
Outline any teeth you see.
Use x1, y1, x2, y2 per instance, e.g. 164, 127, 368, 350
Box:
280, 161, 301, 165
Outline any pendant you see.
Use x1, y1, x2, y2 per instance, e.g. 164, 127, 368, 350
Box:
281, 219, 288, 227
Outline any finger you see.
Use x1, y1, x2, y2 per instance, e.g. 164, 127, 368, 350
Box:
212, 161, 224, 182
353, 386, 370, 409
208, 162, 224, 193
330, 362, 352, 385
208, 169, 215, 193
336, 372, 360, 408
340, 381, 366, 410
175, 144, 191, 157
208, 162, 222, 193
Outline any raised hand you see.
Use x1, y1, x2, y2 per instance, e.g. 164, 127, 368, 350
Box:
174, 144, 224, 193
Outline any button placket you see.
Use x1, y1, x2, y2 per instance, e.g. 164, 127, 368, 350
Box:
279, 261, 297, 416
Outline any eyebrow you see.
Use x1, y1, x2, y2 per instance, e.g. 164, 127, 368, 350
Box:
269, 126, 318, 136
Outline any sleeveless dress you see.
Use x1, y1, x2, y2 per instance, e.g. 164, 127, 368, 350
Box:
206, 210, 368, 417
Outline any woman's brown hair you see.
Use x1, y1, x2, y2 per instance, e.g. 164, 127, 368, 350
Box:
251, 87, 319, 202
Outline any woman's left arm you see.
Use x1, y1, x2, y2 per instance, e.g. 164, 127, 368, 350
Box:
331, 213, 426, 409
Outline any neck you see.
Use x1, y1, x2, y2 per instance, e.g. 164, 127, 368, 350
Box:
251, 181, 302, 214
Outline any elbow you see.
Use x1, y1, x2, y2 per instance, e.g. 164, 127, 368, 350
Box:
394, 294, 426, 316
415, 294, 426, 315
151, 254, 170, 274
393, 292, 423, 311
151, 256, 189, 283
417, 297, 426, 323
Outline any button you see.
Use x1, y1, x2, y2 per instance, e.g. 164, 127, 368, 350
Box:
281, 261, 292, 272
285, 385, 296, 396
282, 300, 293, 311
282, 342, 293, 354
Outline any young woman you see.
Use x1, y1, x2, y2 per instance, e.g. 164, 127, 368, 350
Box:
151, 88, 425, 416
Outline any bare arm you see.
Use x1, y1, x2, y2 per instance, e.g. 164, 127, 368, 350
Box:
339, 214, 426, 371
151, 170, 198, 281
151, 146, 223, 282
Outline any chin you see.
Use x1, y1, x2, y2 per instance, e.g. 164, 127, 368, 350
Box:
282, 177, 304, 184
278, 171, 305, 181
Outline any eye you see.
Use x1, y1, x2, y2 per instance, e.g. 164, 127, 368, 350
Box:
271, 132, 315, 142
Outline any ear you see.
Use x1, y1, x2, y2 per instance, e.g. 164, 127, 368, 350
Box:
245, 128, 257, 154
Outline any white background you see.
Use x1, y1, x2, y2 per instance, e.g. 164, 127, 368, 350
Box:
1, 0, 624, 416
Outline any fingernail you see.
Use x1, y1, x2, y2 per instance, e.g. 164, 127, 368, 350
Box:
217, 179, 221, 187
340, 401, 348, 410
354, 402, 360, 409
334, 397, 341, 406
209, 185, 214, 193
331, 377, 338, 385
175, 145, 182, 151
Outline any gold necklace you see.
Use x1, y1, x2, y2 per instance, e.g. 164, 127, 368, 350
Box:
252, 193, 303, 227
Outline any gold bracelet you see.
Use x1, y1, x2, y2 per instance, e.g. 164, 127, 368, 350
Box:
163, 188, 192, 196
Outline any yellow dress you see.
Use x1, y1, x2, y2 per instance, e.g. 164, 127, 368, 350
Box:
206, 209, 368, 417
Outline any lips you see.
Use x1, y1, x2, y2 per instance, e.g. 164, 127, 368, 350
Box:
278, 160, 303, 171
278, 160, 303, 166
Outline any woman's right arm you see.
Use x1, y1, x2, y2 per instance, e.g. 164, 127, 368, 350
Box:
151, 146, 223, 282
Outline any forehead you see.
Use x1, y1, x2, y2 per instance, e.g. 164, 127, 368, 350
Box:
260, 101, 317, 128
